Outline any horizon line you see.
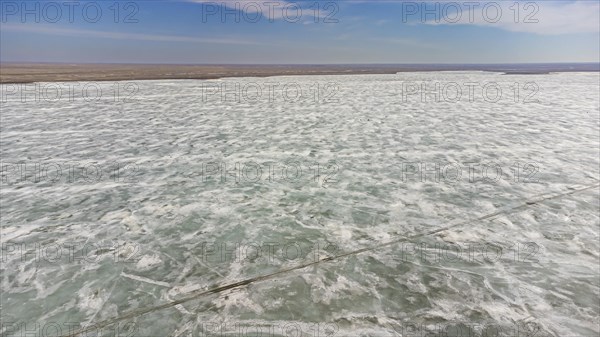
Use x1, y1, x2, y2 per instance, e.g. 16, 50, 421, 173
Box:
2, 61, 599, 66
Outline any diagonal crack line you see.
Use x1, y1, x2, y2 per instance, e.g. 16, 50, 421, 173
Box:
63, 183, 600, 337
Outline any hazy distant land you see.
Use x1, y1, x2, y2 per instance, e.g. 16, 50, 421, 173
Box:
1, 63, 598, 83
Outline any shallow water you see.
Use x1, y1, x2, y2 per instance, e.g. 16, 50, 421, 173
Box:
1, 72, 599, 336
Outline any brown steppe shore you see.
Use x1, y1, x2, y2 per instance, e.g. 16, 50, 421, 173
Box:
0, 64, 408, 84
1, 63, 598, 84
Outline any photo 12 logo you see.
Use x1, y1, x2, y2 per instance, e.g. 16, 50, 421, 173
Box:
1, 82, 139, 103
400, 1, 540, 24
399, 81, 540, 104
201, 160, 339, 186
199, 81, 340, 104
197, 321, 339, 337
397, 241, 540, 265
1, 161, 141, 185
200, 1, 340, 24
391, 320, 545, 337
1, 321, 137, 337
1, 240, 141, 265
198, 241, 339, 264
1, 1, 140, 23
398, 162, 540, 184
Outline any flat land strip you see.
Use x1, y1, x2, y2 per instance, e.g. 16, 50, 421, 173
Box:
1, 63, 598, 83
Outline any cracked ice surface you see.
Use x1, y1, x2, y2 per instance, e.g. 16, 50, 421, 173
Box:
1, 72, 599, 336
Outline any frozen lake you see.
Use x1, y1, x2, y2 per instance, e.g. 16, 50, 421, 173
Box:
1, 72, 599, 336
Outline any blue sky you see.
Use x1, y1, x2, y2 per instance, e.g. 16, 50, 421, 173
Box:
1, 0, 599, 64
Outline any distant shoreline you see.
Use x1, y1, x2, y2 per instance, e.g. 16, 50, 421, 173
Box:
1, 63, 598, 84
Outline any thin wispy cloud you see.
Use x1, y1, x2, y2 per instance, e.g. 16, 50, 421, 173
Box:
0, 24, 265, 45
422, 1, 599, 35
